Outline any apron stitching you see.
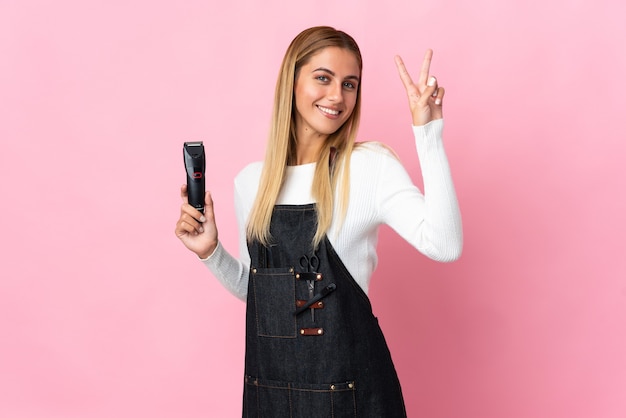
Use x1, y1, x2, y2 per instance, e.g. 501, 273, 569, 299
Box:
244, 204, 406, 416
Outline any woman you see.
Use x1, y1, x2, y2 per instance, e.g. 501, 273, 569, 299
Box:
175, 26, 462, 417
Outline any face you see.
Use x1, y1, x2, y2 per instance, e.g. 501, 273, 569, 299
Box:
293, 47, 360, 141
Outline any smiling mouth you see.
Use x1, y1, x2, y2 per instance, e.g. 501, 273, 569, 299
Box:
317, 105, 341, 116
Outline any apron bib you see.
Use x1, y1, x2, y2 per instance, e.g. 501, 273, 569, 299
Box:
243, 204, 406, 417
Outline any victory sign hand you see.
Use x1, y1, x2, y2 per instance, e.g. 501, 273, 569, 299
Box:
395, 49, 444, 126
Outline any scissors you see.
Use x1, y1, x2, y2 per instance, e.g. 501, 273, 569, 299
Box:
297, 254, 321, 321
300, 255, 319, 273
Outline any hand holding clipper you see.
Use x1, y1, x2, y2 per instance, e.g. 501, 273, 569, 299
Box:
183, 141, 206, 214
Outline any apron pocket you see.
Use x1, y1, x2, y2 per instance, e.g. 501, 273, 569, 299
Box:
245, 376, 357, 418
251, 267, 297, 338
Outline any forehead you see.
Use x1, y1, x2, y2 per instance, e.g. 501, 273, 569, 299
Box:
304, 47, 361, 75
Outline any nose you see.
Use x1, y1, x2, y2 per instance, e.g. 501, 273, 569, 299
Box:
327, 82, 343, 103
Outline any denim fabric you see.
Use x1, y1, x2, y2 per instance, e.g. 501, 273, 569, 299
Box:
244, 204, 406, 417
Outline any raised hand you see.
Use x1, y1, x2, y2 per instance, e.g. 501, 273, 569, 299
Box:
395, 49, 444, 126
175, 185, 219, 259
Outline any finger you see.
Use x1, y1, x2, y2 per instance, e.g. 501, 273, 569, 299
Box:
180, 184, 188, 202
178, 211, 203, 230
181, 202, 206, 224
394, 55, 417, 92
431, 77, 439, 97
177, 220, 197, 235
203, 191, 216, 219
421, 76, 438, 102
418, 49, 433, 87
435, 87, 445, 106
175, 217, 203, 237
204, 191, 213, 210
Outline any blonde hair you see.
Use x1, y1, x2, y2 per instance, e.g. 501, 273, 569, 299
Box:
247, 26, 363, 248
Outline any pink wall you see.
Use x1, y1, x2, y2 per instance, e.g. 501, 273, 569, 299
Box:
1, 1, 625, 417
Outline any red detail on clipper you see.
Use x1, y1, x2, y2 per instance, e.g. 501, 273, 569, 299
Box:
193, 172, 203, 179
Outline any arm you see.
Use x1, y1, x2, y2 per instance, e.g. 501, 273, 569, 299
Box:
380, 50, 462, 261
199, 180, 251, 300
200, 241, 249, 300
174, 185, 249, 300
378, 120, 463, 262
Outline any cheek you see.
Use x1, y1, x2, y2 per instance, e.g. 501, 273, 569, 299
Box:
294, 85, 313, 111
293, 94, 309, 120
344, 95, 358, 117
293, 89, 313, 125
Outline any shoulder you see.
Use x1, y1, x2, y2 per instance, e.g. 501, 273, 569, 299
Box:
234, 161, 263, 196
235, 161, 263, 181
351, 141, 401, 168
349, 141, 413, 187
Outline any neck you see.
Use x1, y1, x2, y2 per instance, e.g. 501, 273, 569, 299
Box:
294, 128, 327, 165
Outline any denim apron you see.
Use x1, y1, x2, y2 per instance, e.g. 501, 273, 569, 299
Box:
243, 204, 407, 417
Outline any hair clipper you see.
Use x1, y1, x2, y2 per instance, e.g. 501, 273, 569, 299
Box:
183, 141, 206, 213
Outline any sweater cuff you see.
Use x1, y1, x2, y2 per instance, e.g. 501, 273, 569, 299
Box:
412, 119, 444, 144
199, 241, 222, 262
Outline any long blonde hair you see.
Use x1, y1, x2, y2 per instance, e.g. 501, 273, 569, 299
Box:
247, 26, 363, 248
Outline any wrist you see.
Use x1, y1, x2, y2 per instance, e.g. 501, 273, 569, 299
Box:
198, 242, 218, 260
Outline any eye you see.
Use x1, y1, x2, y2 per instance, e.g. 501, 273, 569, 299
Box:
343, 81, 356, 89
316, 75, 330, 82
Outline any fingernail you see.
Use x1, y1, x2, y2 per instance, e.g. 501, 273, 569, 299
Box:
200, 216, 206, 222
428, 76, 436, 87
198, 227, 204, 233
435, 98, 442, 105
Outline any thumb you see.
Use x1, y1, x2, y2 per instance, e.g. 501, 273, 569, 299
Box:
203, 191, 215, 218
180, 184, 189, 203
421, 76, 438, 101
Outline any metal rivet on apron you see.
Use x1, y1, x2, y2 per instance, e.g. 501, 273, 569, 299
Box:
300, 328, 325, 336
316, 274, 322, 280
348, 382, 354, 389
295, 273, 300, 279
330, 384, 336, 390
252, 268, 257, 274
289, 267, 294, 273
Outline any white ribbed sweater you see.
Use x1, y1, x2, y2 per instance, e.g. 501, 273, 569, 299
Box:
202, 119, 462, 301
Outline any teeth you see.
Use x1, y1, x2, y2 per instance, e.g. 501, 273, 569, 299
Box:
318, 106, 339, 116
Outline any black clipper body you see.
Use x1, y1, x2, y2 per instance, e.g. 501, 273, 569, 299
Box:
183, 141, 205, 213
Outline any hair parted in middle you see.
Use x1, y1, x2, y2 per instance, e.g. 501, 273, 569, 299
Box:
246, 26, 363, 248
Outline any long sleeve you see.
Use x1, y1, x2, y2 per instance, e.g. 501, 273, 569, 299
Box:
200, 241, 248, 300
378, 119, 463, 262
199, 163, 260, 301
326, 119, 462, 293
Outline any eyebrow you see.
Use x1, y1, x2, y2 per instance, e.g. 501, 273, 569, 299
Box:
313, 67, 360, 82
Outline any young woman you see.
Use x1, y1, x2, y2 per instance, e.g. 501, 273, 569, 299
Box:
175, 26, 462, 417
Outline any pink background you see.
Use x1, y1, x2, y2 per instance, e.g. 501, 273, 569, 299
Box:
2, 0, 625, 417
